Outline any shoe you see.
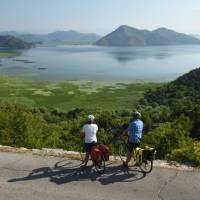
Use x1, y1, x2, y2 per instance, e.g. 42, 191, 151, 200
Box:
123, 161, 128, 168
80, 164, 87, 170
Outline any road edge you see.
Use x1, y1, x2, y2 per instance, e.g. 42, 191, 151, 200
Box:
0, 144, 199, 172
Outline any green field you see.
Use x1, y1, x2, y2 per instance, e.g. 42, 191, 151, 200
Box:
0, 76, 162, 111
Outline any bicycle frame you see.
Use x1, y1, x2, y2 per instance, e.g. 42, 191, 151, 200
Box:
117, 137, 156, 173
133, 147, 143, 165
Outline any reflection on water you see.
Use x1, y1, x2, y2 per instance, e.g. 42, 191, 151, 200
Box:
108, 50, 172, 63
0, 45, 200, 82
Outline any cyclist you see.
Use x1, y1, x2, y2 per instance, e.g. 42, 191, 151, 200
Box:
80, 114, 98, 166
122, 111, 144, 168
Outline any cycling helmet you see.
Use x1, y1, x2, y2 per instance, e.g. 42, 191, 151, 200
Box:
87, 114, 95, 122
132, 111, 141, 118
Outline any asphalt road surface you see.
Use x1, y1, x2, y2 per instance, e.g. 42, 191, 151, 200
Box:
0, 152, 199, 200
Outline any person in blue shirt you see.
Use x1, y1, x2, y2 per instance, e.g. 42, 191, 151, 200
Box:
122, 111, 144, 168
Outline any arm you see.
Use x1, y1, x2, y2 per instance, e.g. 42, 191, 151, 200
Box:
80, 131, 85, 138
121, 122, 132, 139
80, 125, 85, 138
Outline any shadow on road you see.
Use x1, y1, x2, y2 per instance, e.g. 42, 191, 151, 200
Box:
8, 158, 146, 185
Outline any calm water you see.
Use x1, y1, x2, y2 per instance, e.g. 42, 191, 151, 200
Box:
0, 45, 200, 82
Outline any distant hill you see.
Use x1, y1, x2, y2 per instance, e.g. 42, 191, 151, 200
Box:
141, 67, 200, 139
0, 30, 101, 44
191, 34, 200, 40
46, 30, 101, 43
96, 25, 200, 46
18, 34, 45, 44
142, 68, 200, 106
0, 31, 21, 37
0, 35, 33, 49
0, 31, 44, 44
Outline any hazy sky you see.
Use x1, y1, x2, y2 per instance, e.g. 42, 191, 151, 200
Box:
0, 0, 200, 35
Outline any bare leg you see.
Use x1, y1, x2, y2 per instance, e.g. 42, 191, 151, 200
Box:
125, 152, 132, 166
84, 152, 90, 166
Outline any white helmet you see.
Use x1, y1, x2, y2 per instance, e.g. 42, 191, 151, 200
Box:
132, 111, 141, 118
87, 114, 95, 122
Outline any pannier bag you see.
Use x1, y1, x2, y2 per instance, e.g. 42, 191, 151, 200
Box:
143, 146, 156, 161
135, 147, 143, 164
99, 145, 109, 161
91, 146, 101, 162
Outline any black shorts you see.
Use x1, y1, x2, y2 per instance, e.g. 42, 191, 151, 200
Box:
127, 142, 140, 153
84, 142, 97, 153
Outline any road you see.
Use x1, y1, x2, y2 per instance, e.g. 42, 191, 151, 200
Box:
0, 152, 199, 200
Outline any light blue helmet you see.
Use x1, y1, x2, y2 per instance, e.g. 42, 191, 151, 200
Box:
87, 114, 95, 122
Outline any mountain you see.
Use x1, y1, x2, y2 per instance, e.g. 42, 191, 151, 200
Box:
18, 34, 45, 43
0, 30, 101, 44
0, 31, 44, 43
0, 35, 33, 49
46, 30, 101, 43
96, 25, 200, 46
191, 34, 200, 40
0, 31, 22, 37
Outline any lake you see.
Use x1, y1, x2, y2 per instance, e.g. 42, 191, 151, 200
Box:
0, 45, 200, 82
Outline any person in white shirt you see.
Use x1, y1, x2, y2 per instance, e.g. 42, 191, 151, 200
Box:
80, 114, 98, 166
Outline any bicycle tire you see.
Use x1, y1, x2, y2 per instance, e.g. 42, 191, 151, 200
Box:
139, 159, 153, 173
93, 154, 105, 174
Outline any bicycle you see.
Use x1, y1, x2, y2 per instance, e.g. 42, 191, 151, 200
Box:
117, 137, 156, 173
79, 140, 106, 174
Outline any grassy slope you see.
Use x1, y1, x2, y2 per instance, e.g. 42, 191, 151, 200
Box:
0, 77, 162, 111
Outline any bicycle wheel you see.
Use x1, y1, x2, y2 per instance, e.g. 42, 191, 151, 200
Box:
93, 154, 105, 174
139, 159, 153, 173
118, 142, 128, 162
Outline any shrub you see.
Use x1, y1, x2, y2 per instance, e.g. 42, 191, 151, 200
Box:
143, 119, 192, 159
167, 142, 200, 166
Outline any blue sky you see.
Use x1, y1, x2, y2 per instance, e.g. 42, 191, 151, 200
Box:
0, 0, 200, 35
